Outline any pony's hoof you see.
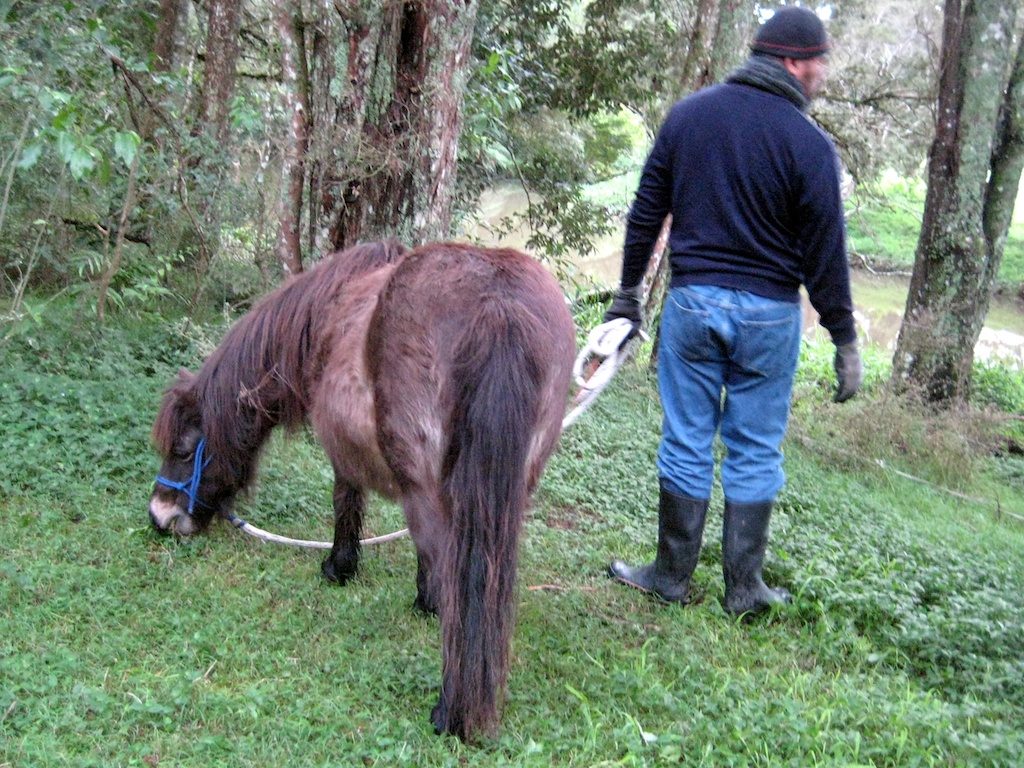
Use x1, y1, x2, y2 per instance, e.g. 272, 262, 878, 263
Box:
320, 555, 356, 585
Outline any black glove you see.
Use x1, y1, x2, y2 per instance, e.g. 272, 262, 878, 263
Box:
833, 341, 862, 403
603, 285, 643, 341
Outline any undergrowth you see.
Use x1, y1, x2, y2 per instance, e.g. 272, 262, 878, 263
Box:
2, 299, 1023, 766
793, 341, 1024, 490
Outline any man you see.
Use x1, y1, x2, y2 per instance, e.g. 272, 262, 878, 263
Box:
605, 6, 862, 617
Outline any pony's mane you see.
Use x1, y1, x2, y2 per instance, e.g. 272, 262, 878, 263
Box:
151, 370, 197, 457
192, 240, 407, 474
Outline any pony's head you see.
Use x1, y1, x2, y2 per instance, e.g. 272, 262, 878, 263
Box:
148, 370, 237, 536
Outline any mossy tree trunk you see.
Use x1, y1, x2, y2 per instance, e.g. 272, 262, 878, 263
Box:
306, 0, 478, 254
892, 0, 1022, 403
274, 0, 309, 275
985, 34, 1024, 291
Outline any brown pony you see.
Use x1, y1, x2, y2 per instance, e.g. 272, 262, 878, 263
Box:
148, 241, 575, 741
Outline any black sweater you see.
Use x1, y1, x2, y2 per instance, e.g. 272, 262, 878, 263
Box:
621, 82, 856, 345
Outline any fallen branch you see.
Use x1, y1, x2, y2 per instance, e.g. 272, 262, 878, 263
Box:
848, 250, 913, 277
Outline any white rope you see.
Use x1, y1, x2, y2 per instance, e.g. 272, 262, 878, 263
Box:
228, 318, 639, 549
226, 514, 409, 548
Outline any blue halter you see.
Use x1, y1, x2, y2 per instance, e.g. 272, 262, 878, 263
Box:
154, 437, 212, 516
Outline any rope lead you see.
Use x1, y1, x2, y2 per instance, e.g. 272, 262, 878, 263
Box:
226, 318, 638, 549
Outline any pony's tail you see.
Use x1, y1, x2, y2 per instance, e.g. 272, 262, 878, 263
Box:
436, 298, 545, 741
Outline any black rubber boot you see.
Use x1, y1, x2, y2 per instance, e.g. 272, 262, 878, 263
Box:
722, 500, 792, 617
608, 487, 709, 603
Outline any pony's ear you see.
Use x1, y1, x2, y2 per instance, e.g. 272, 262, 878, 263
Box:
152, 372, 200, 455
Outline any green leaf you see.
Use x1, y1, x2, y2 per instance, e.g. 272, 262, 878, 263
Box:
36, 88, 53, 112
68, 146, 95, 180
56, 131, 75, 162
97, 154, 112, 185
17, 142, 43, 170
52, 104, 76, 131
484, 51, 501, 76
112, 131, 140, 166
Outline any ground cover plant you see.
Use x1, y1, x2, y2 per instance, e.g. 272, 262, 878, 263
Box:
2, 301, 1024, 767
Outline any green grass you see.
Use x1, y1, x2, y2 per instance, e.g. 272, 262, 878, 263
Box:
2, 303, 1024, 766
846, 172, 1024, 287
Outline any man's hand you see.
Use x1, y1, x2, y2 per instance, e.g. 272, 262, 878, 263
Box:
603, 285, 643, 341
833, 341, 862, 403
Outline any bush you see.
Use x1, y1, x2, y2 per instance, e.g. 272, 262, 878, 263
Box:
972, 360, 1024, 414
507, 108, 590, 184
580, 110, 645, 180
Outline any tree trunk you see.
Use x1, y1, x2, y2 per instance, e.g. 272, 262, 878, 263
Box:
678, 0, 720, 92
179, 0, 243, 300
274, 0, 309, 275
708, 0, 756, 82
647, 0, 755, 368
137, 0, 188, 142
305, 3, 334, 257
97, 152, 141, 323
196, 0, 243, 147
153, 0, 189, 73
307, 0, 479, 254
892, 0, 1020, 403
983, 34, 1024, 284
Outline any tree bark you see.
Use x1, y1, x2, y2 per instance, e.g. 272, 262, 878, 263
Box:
153, 0, 189, 73
983, 34, 1024, 285
179, 0, 243, 297
134, 0, 189, 148
196, 0, 244, 146
647, 0, 755, 368
678, 0, 720, 92
307, 0, 479, 253
892, 0, 1020, 403
274, 0, 309, 275
707, 0, 755, 82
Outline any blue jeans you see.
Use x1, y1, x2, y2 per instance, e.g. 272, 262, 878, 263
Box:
657, 284, 802, 504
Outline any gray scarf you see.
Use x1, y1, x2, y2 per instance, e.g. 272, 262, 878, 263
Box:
726, 54, 808, 111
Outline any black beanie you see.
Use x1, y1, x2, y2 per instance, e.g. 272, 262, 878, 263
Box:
750, 7, 830, 60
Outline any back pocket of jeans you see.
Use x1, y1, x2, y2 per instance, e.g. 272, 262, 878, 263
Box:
734, 314, 799, 376
665, 294, 718, 362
